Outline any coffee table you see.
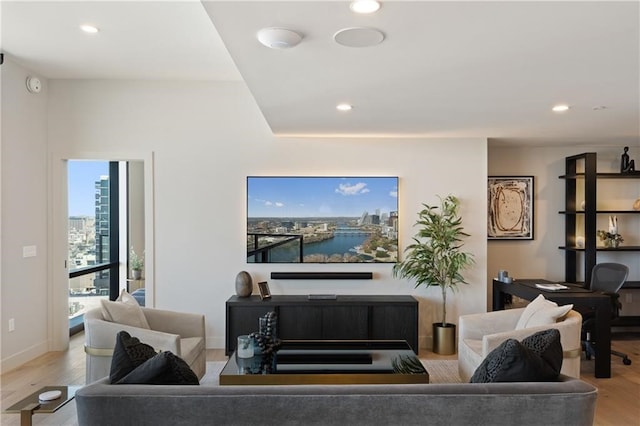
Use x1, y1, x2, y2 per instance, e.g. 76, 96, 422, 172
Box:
4, 385, 79, 426
220, 340, 428, 385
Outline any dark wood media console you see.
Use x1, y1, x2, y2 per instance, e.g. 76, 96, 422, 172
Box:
225, 295, 419, 355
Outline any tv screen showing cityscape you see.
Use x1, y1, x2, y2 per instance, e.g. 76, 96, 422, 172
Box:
247, 176, 399, 263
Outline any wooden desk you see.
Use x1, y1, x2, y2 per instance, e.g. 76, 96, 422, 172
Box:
492, 279, 612, 378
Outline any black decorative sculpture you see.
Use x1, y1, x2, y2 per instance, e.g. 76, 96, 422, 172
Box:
621, 146, 636, 173
247, 311, 281, 374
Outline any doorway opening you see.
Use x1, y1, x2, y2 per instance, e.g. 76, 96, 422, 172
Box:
67, 160, 145, 334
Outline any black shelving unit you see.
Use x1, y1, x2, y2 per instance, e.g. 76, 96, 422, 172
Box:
559, 152, 640, 290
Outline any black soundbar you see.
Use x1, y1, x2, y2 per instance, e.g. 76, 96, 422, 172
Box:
270, 272, 373, 280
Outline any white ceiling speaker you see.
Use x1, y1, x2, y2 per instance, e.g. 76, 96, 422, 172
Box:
334, 27, 385, 48
257, 28, 303, 49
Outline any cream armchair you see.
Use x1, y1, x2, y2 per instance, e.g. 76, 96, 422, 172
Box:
84, 306, 206, 383
458, 308, 582, 382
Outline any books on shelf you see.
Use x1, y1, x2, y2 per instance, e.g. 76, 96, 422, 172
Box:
535, 283, 569, 291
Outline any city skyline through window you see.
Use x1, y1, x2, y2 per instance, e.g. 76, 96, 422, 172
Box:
68, 160, 111, 332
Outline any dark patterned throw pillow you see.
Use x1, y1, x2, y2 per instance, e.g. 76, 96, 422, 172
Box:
470, 328, 562, 383
109, 330, 157, 383
521, 328, 563, 375
117, 351, 199, 385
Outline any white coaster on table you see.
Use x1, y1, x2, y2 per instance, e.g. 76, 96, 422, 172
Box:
38, 390, 62, 401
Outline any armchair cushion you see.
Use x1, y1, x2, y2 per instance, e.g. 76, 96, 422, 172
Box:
470, 329, 562, 383
109, 331, 157, 383
101, 298, 150, 329
516, 294, 572, 329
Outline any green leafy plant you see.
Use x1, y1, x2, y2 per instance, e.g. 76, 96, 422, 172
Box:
393, 195, 475, 326
129, 247, 144, 271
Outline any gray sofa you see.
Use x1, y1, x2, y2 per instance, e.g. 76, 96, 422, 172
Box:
76, 374, 597, 426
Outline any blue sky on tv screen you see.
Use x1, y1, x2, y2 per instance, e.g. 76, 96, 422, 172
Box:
247, 177, 398, 218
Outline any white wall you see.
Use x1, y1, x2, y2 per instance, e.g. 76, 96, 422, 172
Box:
46, 79, 488, 350
488, 144, 640, 316
1, 59, 50, 371
3, 69, 637, 370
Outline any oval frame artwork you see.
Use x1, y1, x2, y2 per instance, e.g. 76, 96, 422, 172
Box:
487, 176, 534, 240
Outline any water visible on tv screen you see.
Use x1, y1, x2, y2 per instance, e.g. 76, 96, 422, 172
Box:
247, 176, 399, 263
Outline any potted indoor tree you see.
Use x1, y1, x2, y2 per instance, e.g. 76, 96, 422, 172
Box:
393, 195, 474, 355
130, 247, 144, 280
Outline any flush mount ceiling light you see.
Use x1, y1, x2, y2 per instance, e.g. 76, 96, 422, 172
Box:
257, 27, 303, 49
80, 24, 99, 33
334, 27, 385, 48
336, 103, 353, 111
552, 104, 570, 112
350, 1, 381, 14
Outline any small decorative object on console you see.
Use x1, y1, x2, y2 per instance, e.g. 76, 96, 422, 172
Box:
248, 311, 281, 373
258, 281, 271, 300
235, 271, 253, 297
620, 146, 636, 173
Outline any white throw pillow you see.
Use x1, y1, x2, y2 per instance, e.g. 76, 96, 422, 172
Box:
515, 294, 573, 330
116, 289, 139, 305
101, 291, 150, 329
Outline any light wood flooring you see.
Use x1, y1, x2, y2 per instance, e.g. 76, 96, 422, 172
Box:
1, 332, 638, 425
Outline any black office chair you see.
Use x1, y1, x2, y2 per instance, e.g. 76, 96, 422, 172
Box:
581, 262, 632, 365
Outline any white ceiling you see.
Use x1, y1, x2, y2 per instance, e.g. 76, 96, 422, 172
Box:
2, 1, 639, 146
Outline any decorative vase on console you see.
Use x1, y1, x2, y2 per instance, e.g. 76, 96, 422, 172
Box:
235, 271, 253, 297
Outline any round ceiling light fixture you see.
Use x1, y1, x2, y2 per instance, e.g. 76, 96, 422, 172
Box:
350, 1, 381, 14
552, 104, 570, 112
336, 103, 353, 111
257, 27, 303, 49
334, 27, 385, 48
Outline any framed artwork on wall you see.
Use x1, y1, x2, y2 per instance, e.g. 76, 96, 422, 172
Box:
487, 176, 534, 240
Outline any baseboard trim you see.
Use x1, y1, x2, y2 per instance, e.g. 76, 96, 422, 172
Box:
0, 340, 48, 374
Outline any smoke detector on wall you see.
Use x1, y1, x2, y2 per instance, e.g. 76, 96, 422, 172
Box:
26, 76, 42, 94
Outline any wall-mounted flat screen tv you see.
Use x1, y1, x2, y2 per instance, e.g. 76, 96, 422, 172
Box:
247, 176, 399, 263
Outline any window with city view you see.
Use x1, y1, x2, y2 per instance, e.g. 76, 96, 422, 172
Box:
68, 161, 111, 330
247, 176, 399, 263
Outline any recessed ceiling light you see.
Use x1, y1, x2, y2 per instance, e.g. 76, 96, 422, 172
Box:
350, 1, 381, 14
552, 104, 570, 112
80, 24, 99, 34
336, 103, 353, 111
